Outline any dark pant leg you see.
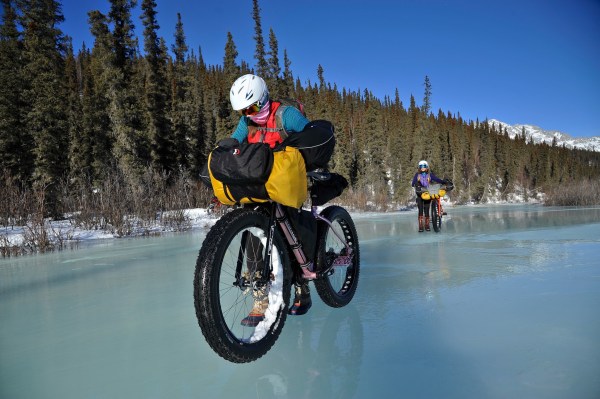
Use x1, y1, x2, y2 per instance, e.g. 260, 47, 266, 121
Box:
245, 233, 264, 274
416, 196, 425, 216
423, 200, 431, 218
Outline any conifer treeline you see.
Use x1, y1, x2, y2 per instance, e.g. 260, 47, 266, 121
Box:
1, 0, 599, 216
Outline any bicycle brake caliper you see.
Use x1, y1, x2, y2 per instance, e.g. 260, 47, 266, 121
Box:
332, 250, 353, 267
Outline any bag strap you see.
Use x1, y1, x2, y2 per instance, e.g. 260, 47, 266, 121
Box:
275, 105, 290, 141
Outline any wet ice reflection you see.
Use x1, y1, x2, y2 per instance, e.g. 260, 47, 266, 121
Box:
1, 205, 599, 399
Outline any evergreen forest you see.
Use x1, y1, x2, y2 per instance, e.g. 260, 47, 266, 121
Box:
2, 0, 600, 228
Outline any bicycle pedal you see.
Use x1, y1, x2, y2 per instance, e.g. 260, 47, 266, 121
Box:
317, 268, 335, 279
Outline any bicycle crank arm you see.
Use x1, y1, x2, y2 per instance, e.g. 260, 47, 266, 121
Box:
301, 265, 317, 280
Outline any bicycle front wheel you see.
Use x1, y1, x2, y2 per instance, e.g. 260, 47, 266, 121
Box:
194, 207, 292, 363
314, 206, 360, 307
432, 200, 441, 232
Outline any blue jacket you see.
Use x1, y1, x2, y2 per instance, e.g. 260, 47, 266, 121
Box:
231, 106, 309, 144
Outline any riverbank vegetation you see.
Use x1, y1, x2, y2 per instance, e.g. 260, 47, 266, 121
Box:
543, 179, 600, 206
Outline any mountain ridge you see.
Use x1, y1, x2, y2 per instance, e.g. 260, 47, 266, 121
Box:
488, 119, 600, 153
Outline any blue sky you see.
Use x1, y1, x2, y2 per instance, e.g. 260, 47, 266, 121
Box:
57, 0, 600, 138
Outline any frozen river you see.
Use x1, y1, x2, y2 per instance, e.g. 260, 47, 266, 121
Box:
1, 204, 599, 398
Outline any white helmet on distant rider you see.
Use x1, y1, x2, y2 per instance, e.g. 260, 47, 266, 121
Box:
418, 160, 429, 173
229, 74, 269, 112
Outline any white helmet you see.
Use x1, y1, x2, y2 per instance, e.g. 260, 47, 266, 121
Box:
229, 74, 269, 111
418, 160, 429, 170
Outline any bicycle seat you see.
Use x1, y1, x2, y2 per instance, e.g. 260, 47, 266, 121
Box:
307, 170, 331, 182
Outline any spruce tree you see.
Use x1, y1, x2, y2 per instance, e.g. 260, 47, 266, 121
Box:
219, 34, 238, 136
171, 13, 200, 172
223, 31, 238, 81
20, 0, 69, 216
141, 0, 172, 173
388, 89, 410, 202
281, 50, 294, 97
171, 13, 189, 167
107, 0, 148, 178
65, 43, 90, 183
266, 28, 282, 97
86, 11, 115, 183
364, 91, 388, 202
406, 94, 421, 171
475, 125, 496, 201
0, 0, 30, 181
251, 0, 268, 77
313, 64, 330, 117
186, 55, 208, 177
421, 75, 432, 116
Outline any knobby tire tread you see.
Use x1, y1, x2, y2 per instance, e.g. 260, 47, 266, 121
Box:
193, 207, 291, 363
432, 201, 441, 233
314, 206, 360, 308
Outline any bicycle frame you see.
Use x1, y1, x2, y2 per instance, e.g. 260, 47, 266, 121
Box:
250, 202, 354, 285
311, 206, 354, 271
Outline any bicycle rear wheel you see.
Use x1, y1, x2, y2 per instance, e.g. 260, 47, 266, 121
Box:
194, 207, 292, 363
314, 206, 360, 307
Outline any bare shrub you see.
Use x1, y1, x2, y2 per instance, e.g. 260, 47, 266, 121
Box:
57, 176, 100, 230
161, 209, 192, 231
21, 183, 54, 253
544, 179, 600, 206
1, 166, 233, 257
96, 169, 133, 236
62, 167, 211, 236
0, 234, 23, 257
373, 186, 392, 212
0, 171, 32, 228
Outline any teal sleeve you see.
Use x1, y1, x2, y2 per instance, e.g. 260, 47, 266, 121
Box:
282, 107, 310, 133
231, 117, 249, 143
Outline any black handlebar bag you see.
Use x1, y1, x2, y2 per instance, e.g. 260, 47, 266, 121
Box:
209, 139, 273, 204
208, 138, 308, 208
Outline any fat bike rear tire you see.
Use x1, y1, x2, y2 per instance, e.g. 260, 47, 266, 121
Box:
314, 206, 360, 308
194, 207, 292, 363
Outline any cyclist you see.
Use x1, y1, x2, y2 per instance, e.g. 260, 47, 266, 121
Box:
411, 160, 446, 232
228, 74, 314, 326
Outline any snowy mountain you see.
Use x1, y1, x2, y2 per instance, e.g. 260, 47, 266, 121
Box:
487, 119, 600, 153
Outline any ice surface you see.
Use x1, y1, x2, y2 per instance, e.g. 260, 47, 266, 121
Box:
1, 205, 599, 399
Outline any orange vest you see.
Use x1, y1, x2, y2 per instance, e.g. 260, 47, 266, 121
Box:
247, 101, 287, 148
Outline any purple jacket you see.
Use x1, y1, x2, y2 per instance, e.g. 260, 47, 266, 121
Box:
411, 172, 444, 188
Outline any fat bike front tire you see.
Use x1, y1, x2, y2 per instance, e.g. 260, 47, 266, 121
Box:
432, 201, 441, 233
193, 207, 292, 363
314, 206, 360, 308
